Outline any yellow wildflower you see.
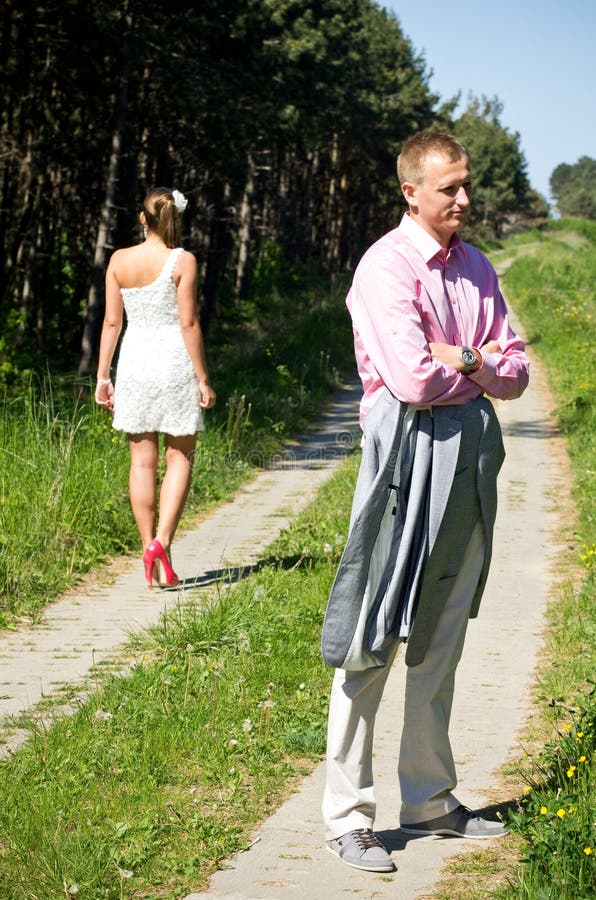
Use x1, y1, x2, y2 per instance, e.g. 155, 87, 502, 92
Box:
584, 848, 593, 856
567, 765, 577, 777
579, 755, 587, 763
557, 808, 566, 819
562, 724, 572, 731
540, 806, 548, 815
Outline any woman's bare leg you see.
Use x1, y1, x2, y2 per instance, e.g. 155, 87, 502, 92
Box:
155, 433, 196, 553
128, 432, 159, 550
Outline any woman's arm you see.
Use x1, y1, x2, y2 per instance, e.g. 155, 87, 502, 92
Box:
95, 253, 124, 410
175, 251, 216, 409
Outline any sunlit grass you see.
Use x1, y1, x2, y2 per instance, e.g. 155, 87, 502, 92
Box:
0, 453, 359, 898
0, 283, 354, 627
489, 220, 595, 898
405, 220, 596, 899
415, 219, 596, 898
1, 221, 594, 896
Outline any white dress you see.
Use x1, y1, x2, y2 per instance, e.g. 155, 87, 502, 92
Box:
112, 247, 204, 435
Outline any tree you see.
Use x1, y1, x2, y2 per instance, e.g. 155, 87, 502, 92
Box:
550, 157, 596, 219
0, 0, 442, 378
452, 95, 547, 241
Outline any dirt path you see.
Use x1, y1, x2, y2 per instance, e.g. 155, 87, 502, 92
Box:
0, 381, 361, 755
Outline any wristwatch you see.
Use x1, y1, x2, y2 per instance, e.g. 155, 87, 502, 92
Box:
460, 346, 481, 374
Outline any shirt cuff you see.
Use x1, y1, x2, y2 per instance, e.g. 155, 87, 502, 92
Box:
467, 351, 498, 385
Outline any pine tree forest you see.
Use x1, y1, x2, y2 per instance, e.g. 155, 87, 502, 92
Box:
0, 0, 546, 380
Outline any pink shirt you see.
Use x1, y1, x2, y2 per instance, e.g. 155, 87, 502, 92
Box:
347, 214, 529, 423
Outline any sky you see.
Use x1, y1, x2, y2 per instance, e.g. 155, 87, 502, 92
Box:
382, 0, 596, 206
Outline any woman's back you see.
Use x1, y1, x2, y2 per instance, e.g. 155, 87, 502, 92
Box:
112, 246, 203, 435
110, 241, 175, 289
118, 247, 183, 331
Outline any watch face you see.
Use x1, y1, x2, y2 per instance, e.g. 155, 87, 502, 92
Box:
462, 348, 476, 366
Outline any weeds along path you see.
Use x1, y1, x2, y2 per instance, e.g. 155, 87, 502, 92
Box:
189, 306, 570, 900
0, 380, 362, 756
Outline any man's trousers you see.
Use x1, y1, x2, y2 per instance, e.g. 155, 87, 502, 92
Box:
323, 520, 485, 839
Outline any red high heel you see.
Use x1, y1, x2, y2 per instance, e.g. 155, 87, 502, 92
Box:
142, 545, 156, 587
143, 540, 178, 588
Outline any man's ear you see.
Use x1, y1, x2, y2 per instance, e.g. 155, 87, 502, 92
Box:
401, 181, 417, 211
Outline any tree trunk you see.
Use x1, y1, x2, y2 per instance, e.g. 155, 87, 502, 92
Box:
324, 134, 339, 269
295, 148, 315, 262
200, 181, 231, 333
77, 17, 131, 379
278, 149, 292, 255
17, 217, 43, 345
235, 151, 256, 296
354, 176, 371, 266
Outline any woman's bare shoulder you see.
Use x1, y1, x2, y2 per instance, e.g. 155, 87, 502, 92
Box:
174, 248, 197, 275
107, 245, 138, 269
177, 248, 197, 264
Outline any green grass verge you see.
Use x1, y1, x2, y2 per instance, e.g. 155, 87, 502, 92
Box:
0, 452, 358, 898
0, 276, 355, 627
1, 221, 594, 897
443, 219, 596, 899
494, 220, 596, 899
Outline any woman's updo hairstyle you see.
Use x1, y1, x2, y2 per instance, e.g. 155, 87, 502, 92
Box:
142, 187, 181, 248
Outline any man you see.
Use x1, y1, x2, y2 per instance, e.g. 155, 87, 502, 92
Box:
321, 130, 529, 873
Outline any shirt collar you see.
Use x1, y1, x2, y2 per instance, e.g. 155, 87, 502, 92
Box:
398, 213, 464, 264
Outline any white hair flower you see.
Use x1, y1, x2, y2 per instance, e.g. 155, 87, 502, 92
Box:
172, 189, 188, 213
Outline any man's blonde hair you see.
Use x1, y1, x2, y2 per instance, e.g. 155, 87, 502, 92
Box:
397, 131, 468, 186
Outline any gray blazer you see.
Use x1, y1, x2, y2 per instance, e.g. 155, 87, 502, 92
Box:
321, 390, 505, 670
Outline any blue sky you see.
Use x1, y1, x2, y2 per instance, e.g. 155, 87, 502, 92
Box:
382, 0, 596, 206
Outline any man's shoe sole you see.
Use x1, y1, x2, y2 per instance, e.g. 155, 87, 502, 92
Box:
325, 843, 396, 872
400, 824, 508, 840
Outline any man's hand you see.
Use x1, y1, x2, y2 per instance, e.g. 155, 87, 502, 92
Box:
480, 340, 501, 354
428, 342, 464, 370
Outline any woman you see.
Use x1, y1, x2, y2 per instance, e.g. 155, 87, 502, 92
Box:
95, 187, 216, 588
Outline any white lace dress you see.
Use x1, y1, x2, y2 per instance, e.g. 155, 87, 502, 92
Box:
112, 247, 204, 435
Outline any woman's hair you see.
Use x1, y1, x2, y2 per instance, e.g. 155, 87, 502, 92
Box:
397, 131, 467, 186
142, 187, 182, 248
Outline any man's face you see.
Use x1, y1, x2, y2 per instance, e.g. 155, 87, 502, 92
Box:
402, 153, 472, 247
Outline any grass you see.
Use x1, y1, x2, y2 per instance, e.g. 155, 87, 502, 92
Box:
0, 267, 357, 896
0, 453, 359, 898
0, 379, 256, 627
498, 222, 595, 550
505, 686, 595, 899
0, 219, 594, 897
432, 218, 596, 899
0, 273, 354, 628
494, 220, 596, 899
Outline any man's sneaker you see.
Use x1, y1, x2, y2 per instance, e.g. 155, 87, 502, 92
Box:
401, 804, 508, 840
326, 828, 396, 872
